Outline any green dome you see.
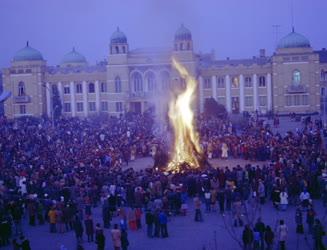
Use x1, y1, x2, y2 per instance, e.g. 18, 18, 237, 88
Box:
175, 24, 192, 40
13, 42, 43, 61
277, 29, 310, 49
61, 48, 87, 64
111, 27, 127, 44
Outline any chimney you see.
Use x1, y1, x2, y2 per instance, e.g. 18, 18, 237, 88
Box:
259, 49, 266, 58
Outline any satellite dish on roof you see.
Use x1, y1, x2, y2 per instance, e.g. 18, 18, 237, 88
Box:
0, 90, 11, 102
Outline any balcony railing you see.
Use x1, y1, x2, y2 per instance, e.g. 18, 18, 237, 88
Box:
14, 95, 31, 103
286, 84, 307, 93
129, 92, 154, 98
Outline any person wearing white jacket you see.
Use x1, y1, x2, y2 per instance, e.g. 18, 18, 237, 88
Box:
279, 190, 288, 211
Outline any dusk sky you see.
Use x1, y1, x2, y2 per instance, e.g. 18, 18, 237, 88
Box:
0, 0, 326, 68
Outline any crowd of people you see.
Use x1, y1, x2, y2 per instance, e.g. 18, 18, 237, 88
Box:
0, 111, 326, 250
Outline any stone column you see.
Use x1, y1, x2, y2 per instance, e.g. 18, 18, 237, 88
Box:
239, 74, 245, 113
198, 76, 204, 113
225, 75, 231, 113
267, 73, 272, 111
46, 82, 51, 117
253, 74, 258, 111
58, 82, 63, 105
82, 81, 88, 117
95, 80, 100, 112
212, 75, 217, 101
70, 81, 76, 117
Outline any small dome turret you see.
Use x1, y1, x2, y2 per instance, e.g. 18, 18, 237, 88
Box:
110, 27, 127, 44
61, 48, 87, 66
13, 41, 44, 62
277, 28, 310, 49
175, 24, 192, 41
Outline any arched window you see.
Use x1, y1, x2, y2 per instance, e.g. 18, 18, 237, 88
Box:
122, 46, 126, 54
115, 46, 119, 54
145, 72, 156, 92
18, 81, 25, 96
293, 70, 301, 85
115, 76, 122, 93
88, 82, 95, 93
131, 72, 143, 92
160, 71, 170, 90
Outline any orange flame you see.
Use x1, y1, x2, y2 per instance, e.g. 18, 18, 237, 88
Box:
166, 58, 202, 172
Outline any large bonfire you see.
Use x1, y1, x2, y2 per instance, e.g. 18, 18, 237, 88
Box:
166, 58, 203, 172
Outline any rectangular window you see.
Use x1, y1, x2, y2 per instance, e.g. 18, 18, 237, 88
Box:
101, 82, 108, 93
302, 95, 309, 105
76, 84, 82, 94
294, 95, 300, 106
204, 78, 211, 89
217, 77, 225, 88
19, 105, 26, 114
101, 101, 108, 111
63, 103, 71, 112
286, 96, 292, 106
115, 102, 123, 112
259, 96, 267, 106
231, 76, 239, 88
64, 86, 70, 94
245, 77, 252, 87
245, 96, 253, 107
217, 97, 225, 105
258, 76, 266, 87
88, 102, 96, 112
76, 102, 83, 112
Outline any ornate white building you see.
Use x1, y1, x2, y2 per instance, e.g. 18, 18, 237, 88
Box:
2, 25, 327, 118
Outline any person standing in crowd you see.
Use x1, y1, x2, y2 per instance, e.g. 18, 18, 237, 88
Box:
254, 218, 265, 250
73, 215, 84, 243
111, 224, 122, 250
204, 189, 211, 212
193, 194, 203, 222
313, 219, 325, 250
135, 207, 142, 229
295, 207, 304, 234
159, 210, 168, 238
264, 226, 274, 250
96, 229, 105, 250
121, 229, 129, 250
242, 224, 254, 250
48, 207, 57, 233
279, 189, 288, 211
307, 206, 316, 234
145, 210, 154, 238
217, 188, 225, 215
277, 220, 288, 250
20, 236, 31, 250
84, 215, 94, 242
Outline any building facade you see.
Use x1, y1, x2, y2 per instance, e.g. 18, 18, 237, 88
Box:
2, 25, 327, 118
